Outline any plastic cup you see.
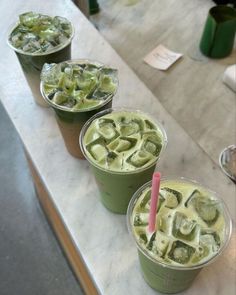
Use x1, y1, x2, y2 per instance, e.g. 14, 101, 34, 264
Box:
41, 59, 118, 159
127, 177, 232, 293
80, 108, 168, 214
7, 15, 74, 107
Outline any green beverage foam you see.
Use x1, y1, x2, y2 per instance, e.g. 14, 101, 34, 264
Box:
132, 179, 227, 267
83, 110, 164, 172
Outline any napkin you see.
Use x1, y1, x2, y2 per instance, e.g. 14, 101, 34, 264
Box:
223, 64, 236, 92
144, 45, 183, 70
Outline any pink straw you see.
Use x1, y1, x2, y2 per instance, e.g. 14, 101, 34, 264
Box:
148, 172, 161, 233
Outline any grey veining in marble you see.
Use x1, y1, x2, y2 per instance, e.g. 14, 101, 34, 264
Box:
91, 0, 236, 167
0, 1, 235, 295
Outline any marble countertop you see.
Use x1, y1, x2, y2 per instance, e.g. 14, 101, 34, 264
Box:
91, 0, 236, 167
0, 0, 235, 294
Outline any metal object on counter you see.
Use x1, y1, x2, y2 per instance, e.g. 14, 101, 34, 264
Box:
219, 145, 236, 184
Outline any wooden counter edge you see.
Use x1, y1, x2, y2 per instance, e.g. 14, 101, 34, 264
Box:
25, 150, 100, 295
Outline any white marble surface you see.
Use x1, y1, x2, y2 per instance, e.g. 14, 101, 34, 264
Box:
0, 0, 235, 294
91, 0, 236, 167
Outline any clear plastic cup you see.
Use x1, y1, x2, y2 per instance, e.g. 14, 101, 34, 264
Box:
7, 15, 74, 107
127, 177, 232, 293
80, 108, 168, 214
41, 59, 118, 158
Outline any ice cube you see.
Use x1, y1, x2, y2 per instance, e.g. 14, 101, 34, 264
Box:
139, 189, 165, 213
86, 137, 107, 161
100, 67, 118, 77
144, 119, 157, 130
172, 212, 197, 241
157, 193, 165, 212
39, 28, 60, 43
64, 78, 76, 94
200, 229, 221, 252
115, 138, 132, 152
52, 91, 68, 105
141, 132, 162, 157
71, 64, 83, 76
43, 84, 57, 98
72, 99, 99, 111
63, 65, 74, 77
61, 97, 76, 108
108, 137, 137, 153
92, 89, 110, 100
98, 75, 117, 94
84, 64, 101, 75
147, 232, 156, 251
161, 187, 182, 209
19, 12, 40, 27
144, 140, 157, 154
73, 90, 87, 102
192, 195, 219, 226
191, 245, 209, 264
90, 144, 107, 162
41, 63, 59, 84
82, 70, 97, 80
152, 232, 170, 258
10, 32, 22, 48
119, 118, 144, 136
135, 228, 148, 245
98, 118, 116, 126
41, 42, 54, 52
140, 189, 151, 210
76, 75, 98, 95
22, 39, 41, 53
24, 32, 38, 42
168, 241, 195, 264
97, 121, 119, 143
138, 232, 148, 245
126, 150, 152, 167
133, 212, 149, 226
184, 189, 201, 207
105, 151, 118, 166
53, 16, 69, 27
158, 211, 173, 234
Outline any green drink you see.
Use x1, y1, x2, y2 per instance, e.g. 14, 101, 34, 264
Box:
41, 60, 118, 158
127, 178, 232, 293
7, 12, 74, 107
80, 108, 167, 214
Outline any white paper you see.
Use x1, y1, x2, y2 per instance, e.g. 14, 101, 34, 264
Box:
144, 44, 183, 70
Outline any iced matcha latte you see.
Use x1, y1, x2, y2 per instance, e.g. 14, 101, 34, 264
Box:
127, 178, 232, 293
41, 60, 118, 158
80, 109, 167, 213
8, 12, 73, 106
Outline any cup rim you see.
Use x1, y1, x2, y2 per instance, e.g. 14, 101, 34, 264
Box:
126, 176, 232, 270
40, 59, 118, 113
210, 5, 236, 19
7, 16, 74, 56
79, 107, 168, 175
